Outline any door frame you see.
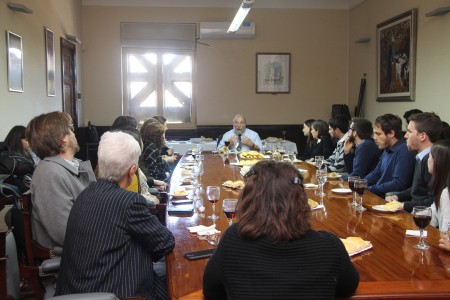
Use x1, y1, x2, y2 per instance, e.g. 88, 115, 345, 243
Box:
60, 38, 78, 127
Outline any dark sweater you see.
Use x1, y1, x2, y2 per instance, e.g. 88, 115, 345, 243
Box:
397, 152, 433, 212
310, 134, 334, 160
344, 139, 381, 178
203, 225, 359, 300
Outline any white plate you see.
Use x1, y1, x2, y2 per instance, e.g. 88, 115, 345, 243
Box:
331, 188, 352, 194
327, 173, 342, 179
169, 193, 188, 199
303, 183, 318, 189
311, 204, 324, 210
372, 205, 401, 213
297, 168, 308, 173
349, 244, 373, 257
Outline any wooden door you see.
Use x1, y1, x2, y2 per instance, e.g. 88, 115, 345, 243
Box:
61, 38, 78, 127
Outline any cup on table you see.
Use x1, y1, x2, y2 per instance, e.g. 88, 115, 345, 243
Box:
206, 232, 220, 247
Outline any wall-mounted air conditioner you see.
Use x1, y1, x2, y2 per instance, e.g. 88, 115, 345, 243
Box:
199, 22, 255, 39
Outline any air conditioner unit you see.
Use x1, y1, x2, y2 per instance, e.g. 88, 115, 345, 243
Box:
199, 22, 255, 40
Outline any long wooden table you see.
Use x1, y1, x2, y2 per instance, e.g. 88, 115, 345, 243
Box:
166, 152, 450, 299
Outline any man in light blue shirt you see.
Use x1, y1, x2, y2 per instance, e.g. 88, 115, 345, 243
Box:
217, 114, 262, 152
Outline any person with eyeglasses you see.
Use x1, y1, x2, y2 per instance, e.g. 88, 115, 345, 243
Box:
343, 118, 381, 178
203, 160, 359, 299
217, 114, 263, 152
26, 111, 96, 251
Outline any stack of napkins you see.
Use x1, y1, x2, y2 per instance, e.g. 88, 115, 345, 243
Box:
187, 225, 220, 236
406, 230, 427, 237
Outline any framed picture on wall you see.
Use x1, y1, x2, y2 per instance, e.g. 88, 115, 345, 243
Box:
376, 9, 417, 102
45, 27, 56, 96
6, 31, 24, 92
256, 53, 290, 94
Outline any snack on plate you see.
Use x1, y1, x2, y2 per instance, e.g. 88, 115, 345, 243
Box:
340, 237, 371, 254
383, 201, 403, 211
181, 177, 191, 184
223, 180, 245, 189
308, 199, 319, 209
265, 137, 279, 143
239, 160, 260, 166
239, 151, 264, 159
328, 172, 340, 178
218, 146, 228, 153
173, 190, 187, 197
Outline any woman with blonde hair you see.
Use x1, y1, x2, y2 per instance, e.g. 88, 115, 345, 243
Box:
203, 160, 359, 299
140, 119, 170, 181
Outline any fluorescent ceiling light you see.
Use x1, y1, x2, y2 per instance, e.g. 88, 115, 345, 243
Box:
227, 0, 254, 33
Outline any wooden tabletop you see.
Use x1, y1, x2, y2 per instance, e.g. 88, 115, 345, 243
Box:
166, 152, 450, 299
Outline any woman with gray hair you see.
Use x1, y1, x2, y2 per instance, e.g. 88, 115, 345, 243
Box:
56, 131, 175, 299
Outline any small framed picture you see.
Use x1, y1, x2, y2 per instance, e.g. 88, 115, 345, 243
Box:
45, 27, 56, 96
6, 31, 24, 92
256, 53, 291, 94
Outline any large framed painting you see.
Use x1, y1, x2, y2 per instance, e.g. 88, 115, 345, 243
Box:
45, 27, 56, 96
256, 53, 290, 94
376, 9, 417, 102
6, 31, 24, 92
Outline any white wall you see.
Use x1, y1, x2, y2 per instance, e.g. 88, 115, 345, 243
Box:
348, 0, 450, 126
0, 0, 82, 139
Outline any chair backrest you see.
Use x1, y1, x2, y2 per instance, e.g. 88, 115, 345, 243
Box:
216, 134, 224, 148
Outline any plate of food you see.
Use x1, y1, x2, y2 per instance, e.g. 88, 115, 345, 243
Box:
297, 168, 308, 174
303, 183, 318, 189
372, 201, 403, 213
222, 180, 245, 189
308, 199, 323, 210
170, 190, 189, 199
331, 188, 352, 194
265, 137, 279, 143
239, 151, 264, 159
230, 159, 260, 167
340, 237, 373, 256
327, 172, 342, 179
179, 177, 192, 185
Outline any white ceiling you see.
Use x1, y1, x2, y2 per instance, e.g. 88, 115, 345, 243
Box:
82, 0, 366, 10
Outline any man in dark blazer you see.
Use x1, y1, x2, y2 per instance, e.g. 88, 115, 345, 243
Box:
55, 131, 175, 299
385, 112, 442, 212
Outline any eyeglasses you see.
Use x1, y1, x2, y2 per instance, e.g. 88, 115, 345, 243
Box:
69, 124, 75, 132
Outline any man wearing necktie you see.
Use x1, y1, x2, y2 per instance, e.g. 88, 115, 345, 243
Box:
217, 114, 263, 152
385, 112, 442, 212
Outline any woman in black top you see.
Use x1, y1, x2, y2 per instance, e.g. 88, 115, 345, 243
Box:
310, 119, 334, 159
203, 161, 359, 300
298, 119, 315, 160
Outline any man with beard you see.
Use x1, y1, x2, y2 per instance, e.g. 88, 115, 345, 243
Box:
363, 114, 416, 197
26, 112, 96, 250
217, 114, 262, 152
343, 118, 381, 178
385, 112, 442, 212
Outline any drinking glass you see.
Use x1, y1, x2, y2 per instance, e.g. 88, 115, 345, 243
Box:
282, 130, 286, 141
354, 179, 368, 211
261, 140, 266, 152
412, 206, 432, 250
190, 168, 200, 202
206, 186, 221, 222
316, 167, 328, 197
347, 176, 360, 207
224, 140, 231, 156
314, 156, 324, 169
222, 198, 238, 226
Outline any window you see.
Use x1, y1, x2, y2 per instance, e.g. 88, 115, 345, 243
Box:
120, 22, 196, 128
123, 49, 194, 126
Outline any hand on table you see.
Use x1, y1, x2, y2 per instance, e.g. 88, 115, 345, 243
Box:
439, 233, 450, 251
385, 195, 399, 202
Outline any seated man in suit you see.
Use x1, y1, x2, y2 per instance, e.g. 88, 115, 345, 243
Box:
27, 112, 96, 250
217, 114, 263, 152
364, 114, 416, 197
55, 131, 175, 299
385, 112, 442, 212
343, 118, 381, 178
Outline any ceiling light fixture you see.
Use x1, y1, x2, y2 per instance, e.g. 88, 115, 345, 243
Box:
7, 2, 33, 14
227, 0, 254, 33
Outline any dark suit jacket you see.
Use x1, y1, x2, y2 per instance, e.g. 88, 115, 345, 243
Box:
56, 180, 175, 299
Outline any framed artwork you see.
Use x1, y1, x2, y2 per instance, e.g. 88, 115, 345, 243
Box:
376, 9, 417, 102
6, 31, 24, 92
45, 27, 56, 96
256, 53, 290, 94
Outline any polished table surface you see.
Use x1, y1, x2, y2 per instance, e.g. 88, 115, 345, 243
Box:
166, 152, 450, 299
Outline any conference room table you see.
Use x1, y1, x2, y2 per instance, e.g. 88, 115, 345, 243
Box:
166, 152, 450, 299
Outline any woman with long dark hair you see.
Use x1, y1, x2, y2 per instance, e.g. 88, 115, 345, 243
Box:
310, 119, 334, 159
298, 119, 315, 160
428, 140, 450, 251
4, 125, 32, 159
203, 161, 359, 299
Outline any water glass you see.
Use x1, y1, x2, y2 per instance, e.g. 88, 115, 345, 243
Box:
206, 186, 221, 222
316, 167, 328, 197
315, 156, 324, 169
222, 198, 238, 226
